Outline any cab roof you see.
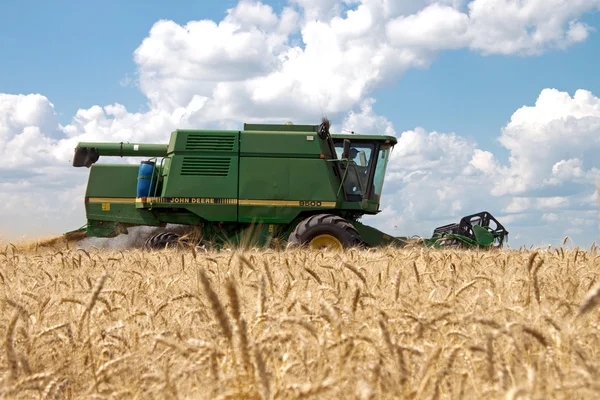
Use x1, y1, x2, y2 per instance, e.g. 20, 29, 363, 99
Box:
243, 123, 397, 146
330, 133, 397, 145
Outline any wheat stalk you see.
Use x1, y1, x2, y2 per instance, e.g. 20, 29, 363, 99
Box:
578, 281, 600, 316
3, 239, 600, 398
198, 267, 233, 342
5, 311, 21, 381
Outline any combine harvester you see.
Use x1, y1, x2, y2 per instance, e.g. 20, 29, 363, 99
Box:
69, 120, 508, 250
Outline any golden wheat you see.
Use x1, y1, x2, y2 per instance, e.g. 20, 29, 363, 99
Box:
0, 242, 599, 399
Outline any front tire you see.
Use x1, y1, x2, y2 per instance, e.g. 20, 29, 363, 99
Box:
287, 214, 361, 250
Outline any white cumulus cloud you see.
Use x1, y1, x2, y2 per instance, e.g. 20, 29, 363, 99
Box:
2, 0, 600, 246
495, 89, 600, 196
504, 197, 532, 214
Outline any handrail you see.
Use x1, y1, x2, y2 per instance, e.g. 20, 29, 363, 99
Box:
327, 158, 365, 199
153, 158, 166, 198
146, 157, 158, 198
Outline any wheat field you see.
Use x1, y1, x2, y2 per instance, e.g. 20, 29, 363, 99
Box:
0, 239, 599, 399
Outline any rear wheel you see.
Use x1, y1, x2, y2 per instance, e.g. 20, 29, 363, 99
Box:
144, 232, 181, 250
288, 214, 361, 250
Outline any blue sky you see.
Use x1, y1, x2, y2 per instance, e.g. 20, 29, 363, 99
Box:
3, 2, 599, 144
2, 2, 598, 138
1, 0, 600, 247
0, 1, 234, 118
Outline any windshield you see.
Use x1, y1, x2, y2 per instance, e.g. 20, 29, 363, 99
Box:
334, 143, 375, 195
372, 145, 391, 202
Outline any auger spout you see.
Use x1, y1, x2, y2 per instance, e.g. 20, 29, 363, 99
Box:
72, 142, 169, 167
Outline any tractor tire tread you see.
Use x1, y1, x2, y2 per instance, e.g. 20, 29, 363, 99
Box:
288, 213, 360, 249
144, 232, 181, 250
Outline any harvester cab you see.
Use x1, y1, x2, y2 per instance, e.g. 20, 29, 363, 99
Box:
333, 139, 392, 205
69, 119, 507, 250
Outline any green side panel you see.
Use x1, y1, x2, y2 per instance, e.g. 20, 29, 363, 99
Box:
238, 158, 338, 224
155, 212, 203, 226
240, 131, 329, 157
161, 130, 240, 222
85, 164, 139, 198
351, 221, 407, 247
84, 164, 160, 229
239, 157, 291, 199
162, 155, 239, 198
86, 203, 160, 225
237, 207, 332, 224
173, 205, 238, 222
344, 199, 381, 215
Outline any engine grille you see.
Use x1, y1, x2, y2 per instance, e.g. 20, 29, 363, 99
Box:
181, 157, 231, 176
185, 134, 236, 152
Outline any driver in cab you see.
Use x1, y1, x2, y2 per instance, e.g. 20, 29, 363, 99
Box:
345, 147, 368, 194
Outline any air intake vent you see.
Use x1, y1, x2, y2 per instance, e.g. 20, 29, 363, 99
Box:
181, 157, 231, 176
185, 134, 236, 151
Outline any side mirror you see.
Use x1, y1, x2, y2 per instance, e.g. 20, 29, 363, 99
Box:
342, 139, 351, 159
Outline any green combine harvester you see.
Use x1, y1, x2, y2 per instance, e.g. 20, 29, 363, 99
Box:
70, 120, 508, 250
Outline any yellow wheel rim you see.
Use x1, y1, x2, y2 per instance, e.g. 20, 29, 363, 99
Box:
309, 234, 343, 250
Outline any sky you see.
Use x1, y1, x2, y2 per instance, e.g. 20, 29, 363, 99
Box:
1, 0, 600, 248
